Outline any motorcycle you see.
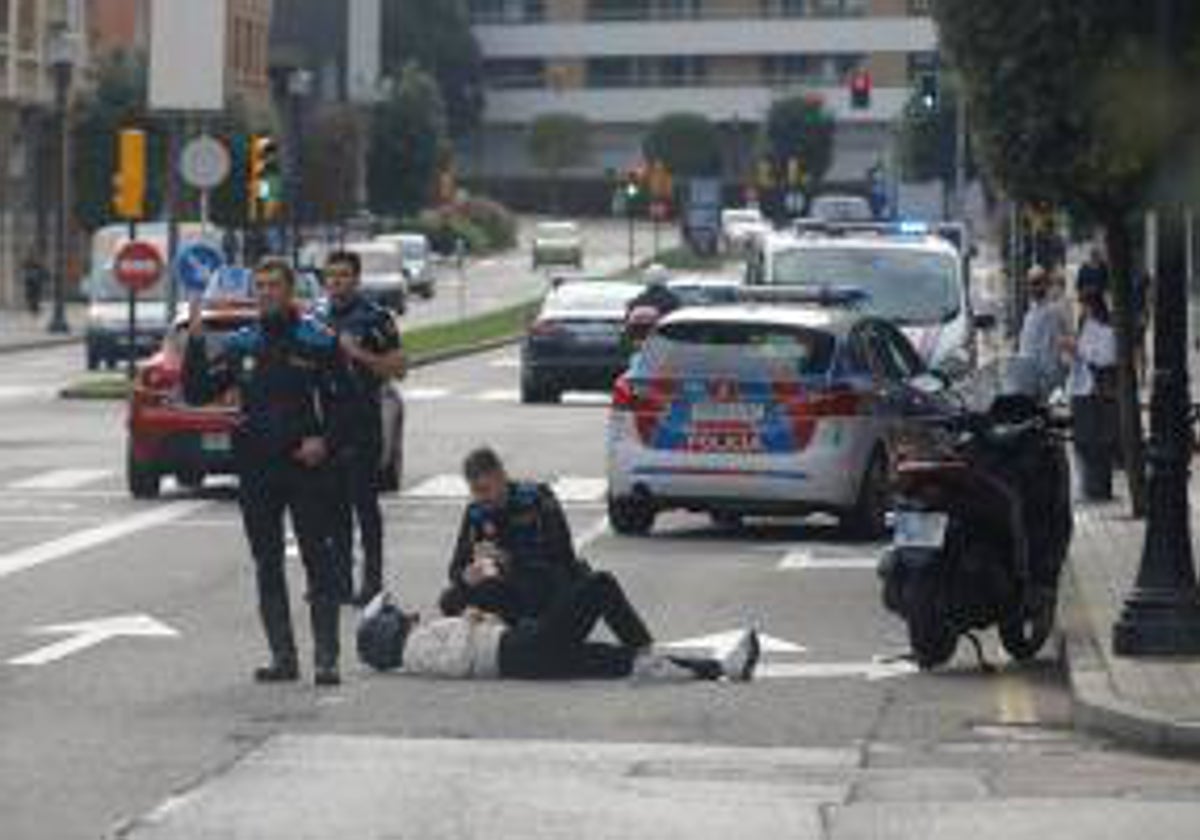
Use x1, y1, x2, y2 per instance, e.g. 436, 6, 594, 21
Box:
878, 358, 1073, 670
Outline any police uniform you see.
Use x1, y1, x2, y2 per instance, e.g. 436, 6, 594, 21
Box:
183, 310, 352, 679
314, 294, 402, 602
440, 481, 589, 625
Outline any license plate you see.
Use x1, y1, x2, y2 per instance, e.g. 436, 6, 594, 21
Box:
691, 402, 765, 424
686, 431, 763, 453
893, 511, 949, 549
201, 432, 231, 453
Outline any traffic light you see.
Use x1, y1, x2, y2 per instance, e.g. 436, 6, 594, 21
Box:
850, 70, 872, 110
112, 128, 147, 220
248, 133, 280, 220
624, 167, 645, 201
786, 157, 805, 188
918, 73, 939, 111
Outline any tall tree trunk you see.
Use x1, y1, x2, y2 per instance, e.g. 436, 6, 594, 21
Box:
1106, 215, 1148, 517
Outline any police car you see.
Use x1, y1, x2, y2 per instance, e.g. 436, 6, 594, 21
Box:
746, 222, 988, 378
605, 293, 946, 537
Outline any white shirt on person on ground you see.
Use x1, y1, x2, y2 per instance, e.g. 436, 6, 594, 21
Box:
402, 615, 504, 679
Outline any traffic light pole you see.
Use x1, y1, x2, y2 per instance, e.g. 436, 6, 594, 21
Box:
126, 219, 137, 382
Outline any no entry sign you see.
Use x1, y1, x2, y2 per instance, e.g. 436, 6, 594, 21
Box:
113, 241, 164, 294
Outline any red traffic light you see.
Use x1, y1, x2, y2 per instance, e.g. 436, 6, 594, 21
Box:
850, 70, 872, 110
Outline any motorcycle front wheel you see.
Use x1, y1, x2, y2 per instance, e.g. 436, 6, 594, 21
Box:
998, 591, 1057, 661
903, 570, 958, 670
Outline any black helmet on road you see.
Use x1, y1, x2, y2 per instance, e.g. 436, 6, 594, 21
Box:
356, 593, 412, 671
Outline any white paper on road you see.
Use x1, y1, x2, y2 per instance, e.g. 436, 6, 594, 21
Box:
9, 613, 179, 666
0, 500, 208, 582
8, 469, 113, 491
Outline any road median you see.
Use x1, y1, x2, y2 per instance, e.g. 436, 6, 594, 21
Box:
58, 298, 542, 401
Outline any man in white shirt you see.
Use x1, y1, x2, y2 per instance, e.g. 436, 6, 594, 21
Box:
359, 570, 761, 682
1018, 266, 1069, 394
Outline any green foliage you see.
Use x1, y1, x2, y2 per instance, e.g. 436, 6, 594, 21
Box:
763, 95, 835, 187
380, 0, 484, 138
455, 196, 518, 250
301, 105, 364, 224
642, 112, 722, 178
528, 113, 592, 176
368, 63, 450, 219
402, 197, 518, 256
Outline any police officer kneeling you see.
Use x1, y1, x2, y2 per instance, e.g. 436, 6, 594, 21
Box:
183, 259, 353, 686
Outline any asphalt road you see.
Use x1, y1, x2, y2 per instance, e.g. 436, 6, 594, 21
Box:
2, 339, 1200, 839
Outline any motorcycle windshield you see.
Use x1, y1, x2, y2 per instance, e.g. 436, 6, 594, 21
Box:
953, 356, 1051, 415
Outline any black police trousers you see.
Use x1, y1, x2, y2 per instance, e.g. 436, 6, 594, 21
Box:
238, 459, 342, 669
331, 443, 385, 597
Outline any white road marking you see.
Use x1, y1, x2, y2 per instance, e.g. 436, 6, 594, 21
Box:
8, 469, 113, 491
478, 389, 519, 403
489, 356, 520, 369
9, 613, 179, 666
561, 392, 612, 406
664, 630, 807, 658
0, 500, 209, 582
551, 477, 609, 504
757, 658, 918, 682
403, 474, 469, 500
573, 517, 610, 552
0, 385, 49, 401
778, 551, 881, 572
402, 387, 451, 402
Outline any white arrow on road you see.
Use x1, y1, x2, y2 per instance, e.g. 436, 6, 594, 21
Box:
9, 614, 179, 667
757, 657, 918, 682
664, 630, 807, 658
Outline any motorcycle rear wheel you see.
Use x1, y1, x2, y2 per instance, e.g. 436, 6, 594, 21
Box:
903, 571, 958, 670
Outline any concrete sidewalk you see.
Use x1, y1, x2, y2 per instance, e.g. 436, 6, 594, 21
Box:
1063, 487, 1200, 752
0, 304, 85, 354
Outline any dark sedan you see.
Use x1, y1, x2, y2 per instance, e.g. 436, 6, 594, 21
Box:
521, 280, 644, 404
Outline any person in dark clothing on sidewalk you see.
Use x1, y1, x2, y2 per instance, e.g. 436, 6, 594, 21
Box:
182, 259, 354, 687
1075, 247, 1110, 300
440, 448, 589, 624
359, 570, 761, 682
315, 251, 407, 606
21, 253, 47, 316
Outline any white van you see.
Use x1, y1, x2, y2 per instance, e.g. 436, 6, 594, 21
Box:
345, 240, 409, 314
376, 232, 435, 299
82, 223, 222, 370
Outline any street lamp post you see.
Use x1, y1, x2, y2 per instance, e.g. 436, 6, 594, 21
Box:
1112, 0, 1200, 656
286, 68, 314, 266
46, 24, 76, 335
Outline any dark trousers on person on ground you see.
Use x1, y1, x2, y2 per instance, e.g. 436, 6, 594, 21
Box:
239, 460, 342, 670
497, 571, 722, 680
332, 444, 385, 599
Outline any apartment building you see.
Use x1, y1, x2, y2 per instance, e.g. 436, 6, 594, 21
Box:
465, 0, 936, 190
0, 0, 85, 307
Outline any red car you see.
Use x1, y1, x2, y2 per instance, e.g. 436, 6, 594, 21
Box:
126, 293, 406, 499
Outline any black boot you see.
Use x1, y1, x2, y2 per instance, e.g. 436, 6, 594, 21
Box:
310, 600, 341, 687
256, 594, 299, 683
353, 556, 383, 607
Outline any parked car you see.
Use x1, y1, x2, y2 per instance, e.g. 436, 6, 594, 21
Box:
377, 232, 436, 299
606, 300, 946, 537
720, 207, 770, 253
521, 279, 643, 404
531, 221, 584, 269
746, 224, 984, 377
345, 240, 408, 314
126, 275, 405, 499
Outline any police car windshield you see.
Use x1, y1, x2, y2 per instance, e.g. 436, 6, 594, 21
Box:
641, 321, 835, 381
771, 247, 960, 325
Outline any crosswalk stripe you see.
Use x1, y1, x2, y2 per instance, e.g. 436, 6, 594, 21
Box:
400, 474, 610, 504
0, 385, 48, 401
403, 474, 469, 500
402, 387, 451, 402
778, 551, 880, 572
479, 389, 519, 403
552, 477, 609, 504
8, 469, 114, 491
488, 356, 520, 369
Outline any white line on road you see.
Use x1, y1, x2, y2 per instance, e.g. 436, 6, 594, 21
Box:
488, 356, 520, 369
0, 500, 209, 582
10, 614, 179, 666
402, 387, 452, 402
777, 551, 881, 572
8, 469, 113, 491
552, 477, 609, 504
0, 385, 50, 401
403, 474, 469, 500
478, 389, 519, 403
757, 659, 918, 681
573, 517, 610, 553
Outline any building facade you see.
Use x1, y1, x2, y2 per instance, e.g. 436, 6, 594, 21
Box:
0, 0, 86, 308
465, 0, 936, 193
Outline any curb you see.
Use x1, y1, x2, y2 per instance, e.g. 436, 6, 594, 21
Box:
0, 335, 80, 356
1060, 560, 1200, 755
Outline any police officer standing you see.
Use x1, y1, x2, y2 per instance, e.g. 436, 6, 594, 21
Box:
440, 447, 590, 625
316, 251, 406, 606
183, 259, 352, 687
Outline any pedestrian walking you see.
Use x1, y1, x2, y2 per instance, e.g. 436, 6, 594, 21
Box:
1063, 290, 1118, 500
182, 259, 353, 686
315, 250, 407, 607
439, 447, 592, 625
358, 570, 761, 682
1075, 246, 1110, 300
1018, 266, 1070, 395
21, 253, 47, 316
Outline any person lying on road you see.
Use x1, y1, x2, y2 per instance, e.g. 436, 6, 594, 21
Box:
359, 569, 761, 683
440, 447, 591, 625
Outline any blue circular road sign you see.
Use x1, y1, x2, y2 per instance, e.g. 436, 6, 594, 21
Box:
173, 242, 225, 295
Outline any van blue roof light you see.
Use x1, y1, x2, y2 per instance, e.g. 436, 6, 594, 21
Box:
898, 221, 929, 235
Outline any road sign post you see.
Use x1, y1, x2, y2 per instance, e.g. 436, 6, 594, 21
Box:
113, 240, 165, 381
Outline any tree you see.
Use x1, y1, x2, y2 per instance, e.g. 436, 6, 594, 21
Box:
302, 105, 365, 224
527, 112, 591, 213
642, 112, 722, 178
380, 0, 484, 138
368, 63, 449, 219
763, 94, 835, 189
932, 0, 1200, 515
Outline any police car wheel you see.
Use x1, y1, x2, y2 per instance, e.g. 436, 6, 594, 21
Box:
608, 494, 655, 536
842, 449, 890, 541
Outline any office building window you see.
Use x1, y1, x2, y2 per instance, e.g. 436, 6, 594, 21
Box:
658, 55, 706, 86
483, 58, 546, 89
763, 54, 812, 84
469, 0, 544, 24
588, 0, 650, 21
811, 0, 867, 16
16, 0, 34, 52
908, 0, 931, 15
908, 51, 938, 82
761, 0, 806, 16
587, 57, 636, 87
